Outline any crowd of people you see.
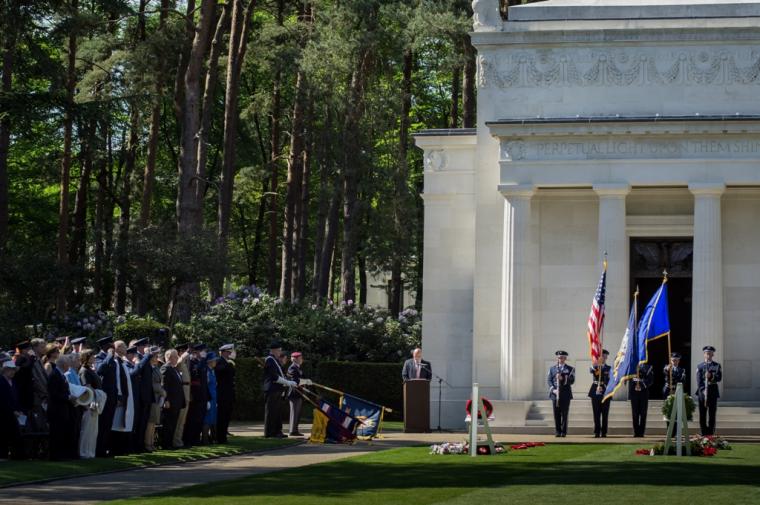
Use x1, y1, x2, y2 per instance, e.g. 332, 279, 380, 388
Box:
0, 335, 236, 460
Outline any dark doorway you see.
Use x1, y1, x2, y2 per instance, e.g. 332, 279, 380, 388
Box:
630, 239, 693, 399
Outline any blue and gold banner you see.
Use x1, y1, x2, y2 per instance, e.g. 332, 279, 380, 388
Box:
340, 393, 384, 439
603, 299, 639, 402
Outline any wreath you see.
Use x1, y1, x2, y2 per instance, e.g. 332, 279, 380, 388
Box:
662, 394, 696, 422
465, 397, 493, 419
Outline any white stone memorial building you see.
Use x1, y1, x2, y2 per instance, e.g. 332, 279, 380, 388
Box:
415, 0, 760, 428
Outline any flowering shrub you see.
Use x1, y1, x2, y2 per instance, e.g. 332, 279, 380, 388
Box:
175, 285, 422, 362
43, 305, 117, 341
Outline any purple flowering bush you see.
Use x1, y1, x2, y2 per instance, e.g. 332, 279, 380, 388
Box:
175, 285, 422, 362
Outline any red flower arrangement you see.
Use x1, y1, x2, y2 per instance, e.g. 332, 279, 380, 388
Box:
635, 448, 652, 456
465, 398, 494, 419
510, 442, 546, 450
702, 446, 718, 457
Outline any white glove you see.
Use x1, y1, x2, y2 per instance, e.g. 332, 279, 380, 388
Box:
300, 378, 312, 386
276, 376, 297, 388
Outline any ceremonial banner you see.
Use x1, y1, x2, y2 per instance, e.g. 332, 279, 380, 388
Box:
310, 399, 358, 444
636, 280, 670, 364
603, 299, 639, 402
340, 393, 384, 439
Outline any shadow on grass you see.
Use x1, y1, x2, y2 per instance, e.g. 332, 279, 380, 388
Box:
156, 449, 760, 500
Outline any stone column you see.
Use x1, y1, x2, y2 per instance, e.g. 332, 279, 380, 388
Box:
689, 183, 725, 389
499, 184, 536, 400
593, 184, 630, 345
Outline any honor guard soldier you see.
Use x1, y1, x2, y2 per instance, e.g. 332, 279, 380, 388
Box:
588, 349, 611, 438
547, 350, 575, 437
663, 352, 686, 397
629, 362, 654, 437
696, 345, 722, 436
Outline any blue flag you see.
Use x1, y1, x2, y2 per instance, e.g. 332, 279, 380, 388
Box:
603, 299, 639, 402
340, 393, 384, 439
636, 281, 670, 364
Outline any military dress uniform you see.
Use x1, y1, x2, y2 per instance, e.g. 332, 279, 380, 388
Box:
588, 362, 611, 437
629, 363, 654, 437
696, 352, 722, 436
662, 361, 686, 397
547, 351, 575, 437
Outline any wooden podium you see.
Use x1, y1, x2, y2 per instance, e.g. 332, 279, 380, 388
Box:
403, 379, 430, 433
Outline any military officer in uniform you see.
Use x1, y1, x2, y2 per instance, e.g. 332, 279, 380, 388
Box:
263, 342, 296, 438
696, 345, 722, 436
588, 349, 611, 438
663, 352, 687, 397
547, 350, 574, 437
629, 362, 654, 437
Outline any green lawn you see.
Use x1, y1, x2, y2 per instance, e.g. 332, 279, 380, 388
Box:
0, 436, 298, 487
110, 443, 760, 505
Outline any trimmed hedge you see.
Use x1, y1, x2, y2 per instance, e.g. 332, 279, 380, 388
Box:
114, 318, 169, 345
230, 359, 403, 422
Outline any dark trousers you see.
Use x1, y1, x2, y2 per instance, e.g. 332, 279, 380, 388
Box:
289, 397, 303, 435
551, 397, 570, 435
183, 400, 206, 446
49, 406, 77, 460
133, 401, 151, 452
698, 395, 718, 436
264, 391, 283, 437
97, 400, 116, 457
216, 399, 233, 444
630, 389, 649, 436
161, 407, 180, 449
591, 396, 610, 435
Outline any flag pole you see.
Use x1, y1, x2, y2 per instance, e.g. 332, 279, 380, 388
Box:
663, 269, 673, 396
597, 253, 608, 387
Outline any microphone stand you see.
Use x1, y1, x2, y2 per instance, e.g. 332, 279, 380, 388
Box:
421, 364, 452, 432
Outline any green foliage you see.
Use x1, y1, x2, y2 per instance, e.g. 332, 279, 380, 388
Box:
232, 357, 264, 421
114, 317, 168, 345
175, 285, 421, 362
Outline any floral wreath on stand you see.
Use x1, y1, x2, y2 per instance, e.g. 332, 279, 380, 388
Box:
465, 397, 494, 421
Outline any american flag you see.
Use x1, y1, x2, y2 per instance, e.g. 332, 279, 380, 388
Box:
587, 264, 607, 365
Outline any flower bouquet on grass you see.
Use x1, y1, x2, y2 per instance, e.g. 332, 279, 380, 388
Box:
430, 441, 507, 455
639, 435, 730, 457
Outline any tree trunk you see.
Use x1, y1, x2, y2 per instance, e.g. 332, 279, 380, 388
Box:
358, 252, 367, 306
449, 65, 460, 129
56, 0, 78, 315
462, 34, 476, 128
139, 0, 169, 228
311, 106, 331, 295
0, 12, 16, 251
69, 118, 95, 304
389, 47, 413, 316
196, 4, 229, 230
174, 0, 197, 125
317, 179, 341, 300
267, 0, 285, 295
115, 105, 139, 314
340, 51, 372, 304
295, 126, 311, 300
175, 0, 217, 322
280, 70, 307, 301
214, 0, 255, 299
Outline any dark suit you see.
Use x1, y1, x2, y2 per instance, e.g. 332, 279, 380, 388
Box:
160, 364, 185, 448
548, 364, 575, 436
47, 364, 77, 460
130, 353, 153, 452
13, 354, 35, 412
96, 353, 128, 457
0, 376, 21, 459
262, 354, 285, 437
696, 361, 722, 436
588, 364, 611, 436
401, 359, 432, 381
215, 357, 235, 443
286, 362, 304, 435
662, 365, 686, 397
184, 356, 208, 446
629, 363, 654, 437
